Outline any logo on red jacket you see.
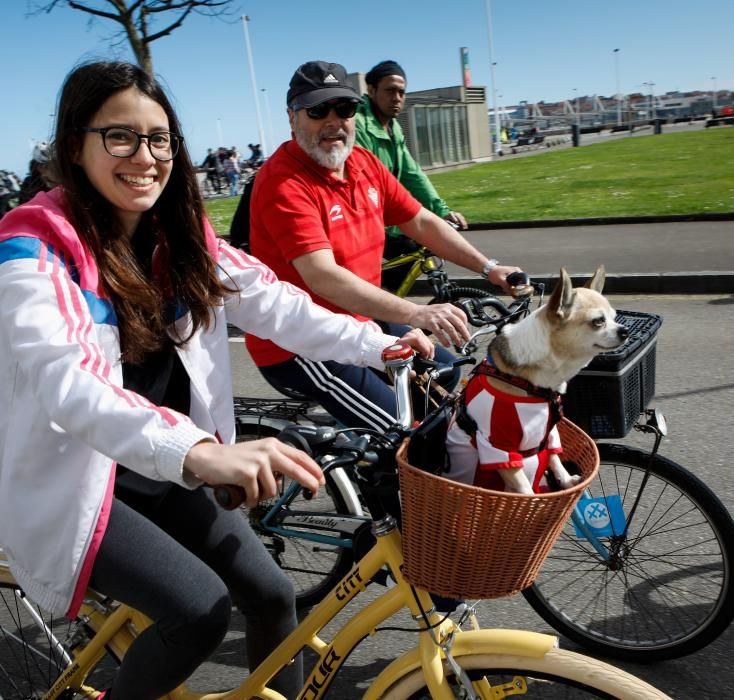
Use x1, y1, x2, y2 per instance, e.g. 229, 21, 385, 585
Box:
329, 204, 344, 222
367, 187, 379, 208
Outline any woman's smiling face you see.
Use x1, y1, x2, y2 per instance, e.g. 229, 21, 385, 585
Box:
76, 87, 173, 238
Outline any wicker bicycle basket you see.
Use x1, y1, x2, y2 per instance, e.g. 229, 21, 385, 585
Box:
397, 418, 599, 600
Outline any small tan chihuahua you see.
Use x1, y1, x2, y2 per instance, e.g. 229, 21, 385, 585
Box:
446, 266, 628, 494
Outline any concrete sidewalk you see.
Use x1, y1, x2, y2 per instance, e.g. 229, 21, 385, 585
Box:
415, 219, 734, 294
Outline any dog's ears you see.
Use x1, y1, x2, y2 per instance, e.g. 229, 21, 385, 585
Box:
547, 268, 574, 321
584, 265, 606, 293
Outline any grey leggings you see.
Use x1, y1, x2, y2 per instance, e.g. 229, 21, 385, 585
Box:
89, 486, 301, 699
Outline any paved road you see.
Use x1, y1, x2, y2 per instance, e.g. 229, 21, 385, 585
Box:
423, 220, 734, 295
220, 292, 734, 699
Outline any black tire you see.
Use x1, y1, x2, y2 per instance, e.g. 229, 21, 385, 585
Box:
235, 420, 359, 609
382, 648, 670, 698
0, 581, 117, 698
523, 444, 734, 661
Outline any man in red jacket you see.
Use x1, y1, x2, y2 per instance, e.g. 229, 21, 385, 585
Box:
246, 60, 524, 432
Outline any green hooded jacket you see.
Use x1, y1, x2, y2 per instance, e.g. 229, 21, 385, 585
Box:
355, 95, 450, 237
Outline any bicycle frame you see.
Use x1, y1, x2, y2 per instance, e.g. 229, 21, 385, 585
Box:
381, 247, 445, 299
32, 518, 556, 700
258, 477, 368, 551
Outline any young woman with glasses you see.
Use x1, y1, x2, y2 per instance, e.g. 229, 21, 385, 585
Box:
0, 61, 430, 700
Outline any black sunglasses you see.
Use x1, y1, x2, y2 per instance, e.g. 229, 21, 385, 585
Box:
304, 101, 358, 120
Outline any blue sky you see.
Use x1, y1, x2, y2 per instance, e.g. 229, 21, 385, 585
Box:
2, 0, 732, 176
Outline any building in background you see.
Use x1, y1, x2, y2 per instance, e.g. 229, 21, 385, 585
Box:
349, 73, 491, 171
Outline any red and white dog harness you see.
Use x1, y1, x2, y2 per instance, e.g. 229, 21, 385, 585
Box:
445, 362, 563, 493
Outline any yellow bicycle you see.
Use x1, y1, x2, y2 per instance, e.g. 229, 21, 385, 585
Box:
381, 245, 491, 303
0, 346, 671, 699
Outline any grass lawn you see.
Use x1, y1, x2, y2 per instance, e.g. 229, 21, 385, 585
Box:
205, 127, 734, 235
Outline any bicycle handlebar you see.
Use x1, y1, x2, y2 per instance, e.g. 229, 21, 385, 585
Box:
213, 345, 465, 511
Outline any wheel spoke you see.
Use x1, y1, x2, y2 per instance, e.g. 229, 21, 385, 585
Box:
523, 446, 734, 660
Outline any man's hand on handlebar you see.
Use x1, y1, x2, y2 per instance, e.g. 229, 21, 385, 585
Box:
488, 265, 534, 298
444, 211, 468, 230
408, 302, 471, 348
183, 439, 325, 508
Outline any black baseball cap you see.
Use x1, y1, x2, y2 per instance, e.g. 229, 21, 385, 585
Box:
287, 61, 360, 110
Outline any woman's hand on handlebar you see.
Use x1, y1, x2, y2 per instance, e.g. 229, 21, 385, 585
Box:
183, 439, 325, 508
397, 327, 436, 359
488, 265, 533, 298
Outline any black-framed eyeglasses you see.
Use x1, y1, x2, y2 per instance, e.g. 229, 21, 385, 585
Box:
304, 100, 358, 120
80, 126, 182, 161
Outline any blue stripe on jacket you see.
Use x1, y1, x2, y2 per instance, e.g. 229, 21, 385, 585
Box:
0, 236, 118, 326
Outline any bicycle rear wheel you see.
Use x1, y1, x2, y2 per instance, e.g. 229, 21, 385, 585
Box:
235, 420, 361, 608
523, 444, 734, 661
380, 648, 670, 698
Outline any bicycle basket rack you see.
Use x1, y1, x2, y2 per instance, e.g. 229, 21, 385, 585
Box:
397, 418, 599, 600
233, 397, 310, 422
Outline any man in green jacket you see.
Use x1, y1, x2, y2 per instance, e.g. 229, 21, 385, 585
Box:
355, 59, 467, 290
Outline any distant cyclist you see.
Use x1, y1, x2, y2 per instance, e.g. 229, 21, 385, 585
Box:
246, 142, 264, 168
355, 60, 467, 289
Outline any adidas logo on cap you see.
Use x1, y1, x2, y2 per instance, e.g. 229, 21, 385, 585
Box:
323, 73, 339, 84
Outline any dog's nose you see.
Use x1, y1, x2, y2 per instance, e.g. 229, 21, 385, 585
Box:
618, 325, 629, 342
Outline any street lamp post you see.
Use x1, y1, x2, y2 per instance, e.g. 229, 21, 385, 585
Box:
241, 15, 267, 156
711, 76, 717, 113
573, 88, 580, 127
484, 0, 503, 158
613, 48, 621, 126
649, 82, 656, 120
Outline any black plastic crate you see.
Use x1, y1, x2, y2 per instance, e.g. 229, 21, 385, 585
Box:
563, 311, 663, 439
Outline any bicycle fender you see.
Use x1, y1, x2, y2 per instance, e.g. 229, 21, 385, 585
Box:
363, 629, 557, 700
330, 466, 365, 516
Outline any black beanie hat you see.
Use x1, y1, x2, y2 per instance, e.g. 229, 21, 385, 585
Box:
365, 60, 406, 86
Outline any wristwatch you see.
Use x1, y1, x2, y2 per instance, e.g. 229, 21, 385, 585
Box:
482, 259, 499, 277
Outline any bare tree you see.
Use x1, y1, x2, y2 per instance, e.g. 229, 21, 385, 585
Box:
31, 0, 239, 75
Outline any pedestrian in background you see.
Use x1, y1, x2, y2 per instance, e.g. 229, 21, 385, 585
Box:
222, 148, 240, 196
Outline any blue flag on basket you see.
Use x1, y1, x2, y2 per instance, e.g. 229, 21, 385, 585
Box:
573, 495, 627, 538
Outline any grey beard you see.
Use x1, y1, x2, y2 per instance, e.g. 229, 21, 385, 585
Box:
295, 126, 355, 170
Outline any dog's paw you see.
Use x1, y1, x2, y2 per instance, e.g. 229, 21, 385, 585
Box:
558, 473, 582, 489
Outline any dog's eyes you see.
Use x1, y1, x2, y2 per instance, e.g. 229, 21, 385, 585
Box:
591, 317, 606, 328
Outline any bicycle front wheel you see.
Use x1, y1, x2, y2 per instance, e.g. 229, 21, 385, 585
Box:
523, 444, 734, 661
235, 420, 359, 608
380, 647, 670, 698
0, 579, 116, 698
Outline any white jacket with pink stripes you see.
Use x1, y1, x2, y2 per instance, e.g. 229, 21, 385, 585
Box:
0, 188, 397, 617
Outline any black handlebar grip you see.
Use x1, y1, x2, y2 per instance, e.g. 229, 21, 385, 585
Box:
506, 270, 530, 287
214, 484, 247, 510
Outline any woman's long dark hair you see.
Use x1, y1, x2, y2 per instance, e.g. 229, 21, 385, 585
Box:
52, 61, 230, 363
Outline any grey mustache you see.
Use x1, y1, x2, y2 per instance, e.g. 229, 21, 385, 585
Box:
320, 129, 347, 141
